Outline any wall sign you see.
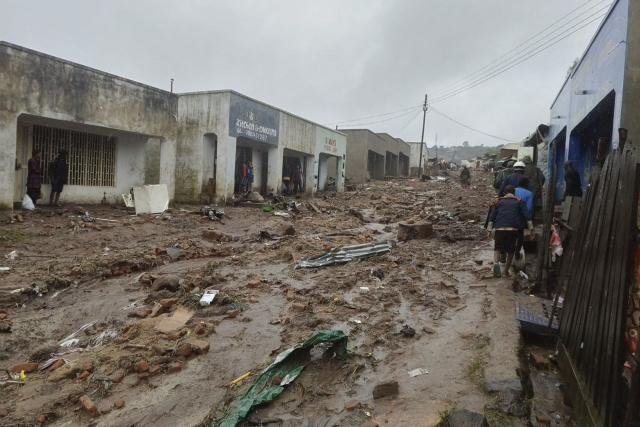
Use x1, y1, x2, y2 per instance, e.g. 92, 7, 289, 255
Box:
229, 93, 280, 145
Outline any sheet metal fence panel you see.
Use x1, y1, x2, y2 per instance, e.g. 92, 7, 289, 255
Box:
558, 147, 639, 426
296, 241, 392, 268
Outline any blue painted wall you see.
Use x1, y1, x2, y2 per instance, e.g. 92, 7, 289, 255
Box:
547, 0, 628, 201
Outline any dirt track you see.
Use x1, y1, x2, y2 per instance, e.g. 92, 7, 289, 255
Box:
1, 171, 534, 427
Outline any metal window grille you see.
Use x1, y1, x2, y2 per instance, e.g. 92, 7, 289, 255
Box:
34, 125, 117, 187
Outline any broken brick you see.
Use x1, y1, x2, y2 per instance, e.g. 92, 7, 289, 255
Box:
226, 310, 239, 318
344, 400, 359, 410
247, 279, 261, 288
175, 343, 192, 357
286, 289, 295, 301
189, 339, 210, 354
114, 400, 125, 409
0, 408, 8, 417
111, 369, 126, 383
167, 362, 182, 373
0, 313, 7, 320
135, 361, 150, 372
37, 414, 47, 423
536, 414, 551, 424
148, 366, 162, 377
48, 359, 65, 371
79, 395, 99, 417
77, 370, 91, 380
292, 302, 307, 311
529, 352, 550, 370
422, 326, 437, 334
159, 298, 179, 309
11, 362, 39, 373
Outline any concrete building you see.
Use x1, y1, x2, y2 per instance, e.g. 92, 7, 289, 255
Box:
547, 0, 640, 201
0, 42, 345, 208
407, 142, 428, 177
341, 129, 409, 183
499, 143, 520, 160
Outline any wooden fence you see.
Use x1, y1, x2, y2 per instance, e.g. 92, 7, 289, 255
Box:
558, 145, 640, 426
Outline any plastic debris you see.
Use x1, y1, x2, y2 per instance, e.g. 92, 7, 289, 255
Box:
408, 368, 429, 377
200, 290, 219, 307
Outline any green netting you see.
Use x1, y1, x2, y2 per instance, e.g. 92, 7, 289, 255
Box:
212, 330, 348, 427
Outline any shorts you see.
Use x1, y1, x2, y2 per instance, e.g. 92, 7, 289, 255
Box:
494, 230, 519, 254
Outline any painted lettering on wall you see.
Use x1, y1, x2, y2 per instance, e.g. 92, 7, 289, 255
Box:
323, 137, 338, 154
229, 94, 280, 145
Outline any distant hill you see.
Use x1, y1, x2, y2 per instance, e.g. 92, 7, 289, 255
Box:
426, 144, 498, 162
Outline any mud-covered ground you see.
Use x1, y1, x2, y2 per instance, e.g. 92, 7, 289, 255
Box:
0, 171, 573, 427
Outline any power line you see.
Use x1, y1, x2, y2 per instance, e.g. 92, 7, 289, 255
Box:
324, 104, 421, 126
429, 0, 606, 98
428, 105, 514, 142
429, 10, 608, 104
395, 108, 424, 134
337, 107, 422, 128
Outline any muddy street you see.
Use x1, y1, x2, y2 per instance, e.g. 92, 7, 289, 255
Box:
1, 171, 559, 426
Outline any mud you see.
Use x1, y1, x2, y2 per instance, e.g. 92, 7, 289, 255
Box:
1, 171, 536, 426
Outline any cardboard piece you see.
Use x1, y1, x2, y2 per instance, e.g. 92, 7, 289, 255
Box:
154, 306, 195, 334
132, 185, 169, 215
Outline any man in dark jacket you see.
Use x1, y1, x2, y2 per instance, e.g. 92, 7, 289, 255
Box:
563, 161, 582, 199
498, 161, 525, 197
487, 185, 535, 277
493, 161, 514, 192
522, 155, 545, 212
26, 149, 42, 206
49, 149, 68, 206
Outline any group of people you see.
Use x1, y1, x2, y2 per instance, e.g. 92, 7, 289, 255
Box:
282, 162, 304, 196
237, 157, 254, 194
22, 148, 69, 208
482, 155, 582, 277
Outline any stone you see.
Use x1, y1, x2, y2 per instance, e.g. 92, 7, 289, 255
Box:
189, 339, 211, 354
149, 366, 162, 377
114, 400, 125, 409
449, 409, 489, 427
150, 275, 181, 292
344, 400, 359, 410
150, 302, 165, 317
247, 279, 261, 288
79, 395, 99, 417
372, 381, 399, 399
283, 225, 296, 236
128, 309, 151, 318
226, 310, 239, 318
286, 289, 295, 301
0, 408, 8, 417
422, 325, 437, 334
159, 298, 179, 309
135, 361, 150, 372
48, 361, 80, 382
359, 422, 379, 427
11, 362, 39, 373
483, 379, 523, 393
536, 414, 551, 424
37, 414, 47, 423
460, 331, 475, 339
175, 343, 192, 357
167, 362, 182, 373
0, 313, 7, 320
193, 323, 206, 335
292, 303, 307, 311
203, 229, 225, 241
530, 352, 550, 369
77, 370, 91, 380
397, 222, 433, 242
111, 369, 126, 383
492, 388, 528, 417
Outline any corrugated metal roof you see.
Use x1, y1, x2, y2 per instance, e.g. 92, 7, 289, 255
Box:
296, 240, 393, 268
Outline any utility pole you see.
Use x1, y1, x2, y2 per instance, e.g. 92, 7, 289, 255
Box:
419, 94, 428, 177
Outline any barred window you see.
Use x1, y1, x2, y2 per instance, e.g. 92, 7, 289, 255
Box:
34, 125, 117, 187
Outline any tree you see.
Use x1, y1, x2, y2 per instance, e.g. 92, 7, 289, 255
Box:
463, 141, 469, 148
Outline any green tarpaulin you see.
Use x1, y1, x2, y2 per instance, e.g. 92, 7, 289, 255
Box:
212, 330, 348, 427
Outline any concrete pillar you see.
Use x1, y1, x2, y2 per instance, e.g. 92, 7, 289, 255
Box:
318, 155, 328, 191
215, 135, 236, 203
145, 138, 162, 185
267, 145, 282, 194
0, 112, 18, 209
336, 156, 345, 192
622, 0, 640, 141
304, 155, 314, 195
159, 138, 177, 200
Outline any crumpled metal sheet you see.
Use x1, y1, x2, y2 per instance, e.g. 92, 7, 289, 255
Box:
296, 240, 392, 268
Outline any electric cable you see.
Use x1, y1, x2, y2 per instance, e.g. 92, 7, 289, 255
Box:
395, 108, 424, 134
337, 107, 422, 128
324, 104, 421, 126
428, 105, 514, 142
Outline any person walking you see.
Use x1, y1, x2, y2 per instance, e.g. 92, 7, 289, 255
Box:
26, 149, 42, 207
460, 166, 471, 187
49, 149, 68, 206
498, 161, 526, 197
514, 176, 533, 260
292, 164, 303, 196
487, 185, 535, 277
563, 161, 582, 199
494, 160, 514, 192
522, 155, 545, 214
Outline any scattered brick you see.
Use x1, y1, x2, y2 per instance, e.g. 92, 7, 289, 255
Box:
37, 414, 47, 423
48, 359, 65, 371
189, 339, 210, 354
344, 400, 359, 410
0, 408, 8, 417
292, 303, 307, 311
111, 369, 126, 383
149, 366, 162, 377
536, 414, 551, 424
167, 362, 182, 373
135, 361, 150, 372
460, 331, 476, 339
226, 310, 239, 318
175, 343, 192, 358
272, 375, 282, 385
0, 313, 7, 320
247, 279, 261, 288
529, 352, 550, 370
159, 298, 179, 309
286, 289, 295, 301
114, 400, 125, 409
422, 326, 437, 334
79, 395, 99, 417
11, 362, 39, 373
77, 370, 91, 380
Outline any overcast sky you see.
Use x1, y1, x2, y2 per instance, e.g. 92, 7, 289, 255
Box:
0, 0, 609, 147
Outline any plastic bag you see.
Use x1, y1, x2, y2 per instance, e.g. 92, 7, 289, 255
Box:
21, 195, 35, 211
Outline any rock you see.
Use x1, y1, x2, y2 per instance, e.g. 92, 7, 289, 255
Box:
247, 279, 261, 288
48, 361, 80, 382
0, 319, 12, 333
0, 408, 8, 417
175, 343, 192, 357
77, 370, 91, 380
135, 360, 150, 372
79, 395, 99, 417
397, 222, 433, 242
166, 247, 183, 261
37, 414, 47, 423
460, 331, 475, 339
344, 400, 359, 410
492, 388, 528, 417
11, 362, 39, 373
149, 366, 162, 377
127, 309, 151, 318
272, 375, 282, 385
529, 352, 550, 370
483, 379, 523, 393
536, 414, 551, 424
150, 275, 181, 292
422, 325, 437, 334
449, 409, 489, 427
292, 302, 307, 311
372, 381, 399, 399
283, 225, 296, 236
457, 212, 478, 222
150, 302, 165, 318
0, 313, 6, 320
167, 362, 182, 373
111, 369, 126, 383
159, 298, 179, 309
189, 339, 210, 354
226, 309, 239, 318
286, 288, 295, 301
360, 422, 379, 427
203, 229, 225, 241
194, 323, 206, 335
246, 191, 264, 202
114, 400, 125, 409
371, 267, 384, 279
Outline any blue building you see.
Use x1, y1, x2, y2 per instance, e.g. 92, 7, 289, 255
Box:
547, 0, 640, 202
